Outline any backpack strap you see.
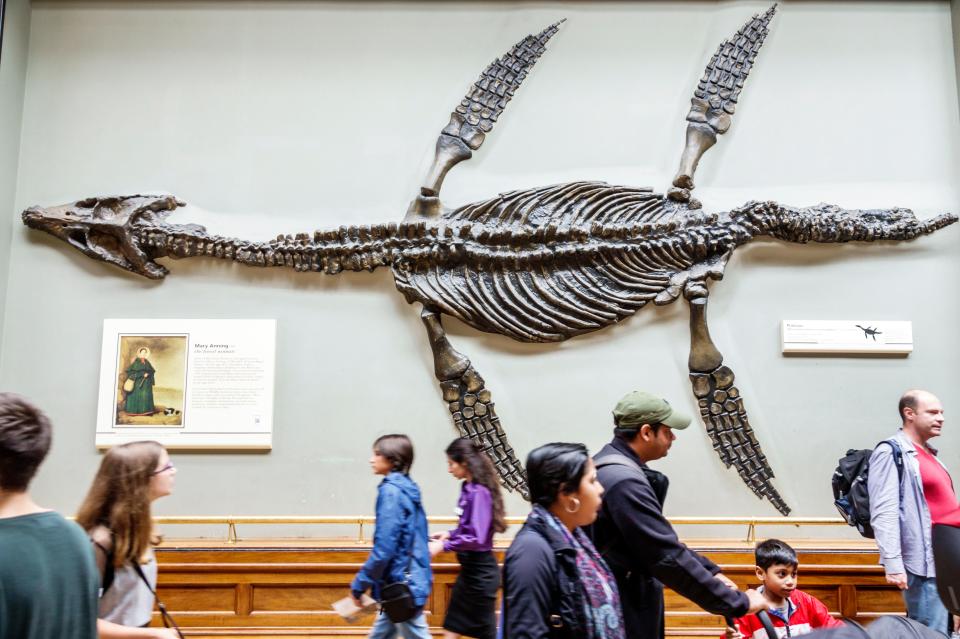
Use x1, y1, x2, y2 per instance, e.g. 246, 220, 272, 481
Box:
89, 529, 116, 594
596, 452, 669, 505
131, 560, 184, 639
594, 453, 645, 491
878, 439, 905, 489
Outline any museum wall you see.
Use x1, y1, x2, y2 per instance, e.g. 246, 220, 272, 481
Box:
0, 0, 30, 354
1, 0, 958, 537
954, 0, 960, 107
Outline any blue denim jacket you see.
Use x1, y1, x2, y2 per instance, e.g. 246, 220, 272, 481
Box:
351, 472, 433, 605
867, 431, 950, 577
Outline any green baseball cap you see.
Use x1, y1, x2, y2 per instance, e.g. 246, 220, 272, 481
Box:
612, 391, 692, 430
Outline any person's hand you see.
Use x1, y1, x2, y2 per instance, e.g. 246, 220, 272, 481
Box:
428, 539, 445, 557
715, 572, 738, 589
151, 629, 180, 639
885, 572, 908, 590
351, 593, 364, 609
143, 373, 149, 378
430, 530, 451, 541
724, 626, 744, 639
744, 588, 768, 615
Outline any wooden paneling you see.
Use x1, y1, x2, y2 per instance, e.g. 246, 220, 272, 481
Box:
152, 540, 906, 638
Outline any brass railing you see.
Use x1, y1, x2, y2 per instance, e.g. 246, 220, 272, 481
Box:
148, 515, 848, 544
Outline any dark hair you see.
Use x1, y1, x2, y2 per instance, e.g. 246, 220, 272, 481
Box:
446, 438, 507, 533
526, 442, 590, 508
0, 393, 53, 491
755, 538, 798, 570
613, 422, 662, 442
373, 434, 414, 474
898, 390, 920, 422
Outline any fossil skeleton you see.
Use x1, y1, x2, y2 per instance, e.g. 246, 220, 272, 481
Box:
21, 7, 957, 514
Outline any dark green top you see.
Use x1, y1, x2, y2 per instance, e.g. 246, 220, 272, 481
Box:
0, 511, 98, 639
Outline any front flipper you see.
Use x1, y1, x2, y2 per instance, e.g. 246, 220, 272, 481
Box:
407, 21, 564, 221
686, 290, 789, 515
420, 308, 528, 498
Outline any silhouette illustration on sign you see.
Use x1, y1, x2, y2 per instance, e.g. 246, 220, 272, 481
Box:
855, 325, 883, 341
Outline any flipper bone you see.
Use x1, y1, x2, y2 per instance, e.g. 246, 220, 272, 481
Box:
669, 4, 777, 205
409, 21, 564, 220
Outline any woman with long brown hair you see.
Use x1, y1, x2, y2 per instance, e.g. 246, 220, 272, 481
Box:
428, 438, 507, 639
76, 440, 179, 639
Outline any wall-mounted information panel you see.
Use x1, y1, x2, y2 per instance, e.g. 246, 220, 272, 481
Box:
96, 319, 276, 449
781, 320, 913, 356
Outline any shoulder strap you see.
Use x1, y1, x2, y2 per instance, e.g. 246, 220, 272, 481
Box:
595, 452, 643, 473
595, 453, 646, 493
130, 560, 184, 639
595, 452, 668, 504
878, 440, 904, 483
90, 531, 116, 594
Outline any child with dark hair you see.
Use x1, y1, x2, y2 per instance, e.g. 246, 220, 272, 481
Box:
351, 434, 433, 639
724, 539, 844, 638
0, 393, 99, 639
429, 438, 507, 639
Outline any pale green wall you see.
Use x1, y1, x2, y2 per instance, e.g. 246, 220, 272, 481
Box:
0, 0, 30, 355
954, 0, 960, 110
1, 1, 958, 539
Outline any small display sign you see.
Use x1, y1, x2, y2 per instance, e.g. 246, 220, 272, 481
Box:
781, 320, 913, 355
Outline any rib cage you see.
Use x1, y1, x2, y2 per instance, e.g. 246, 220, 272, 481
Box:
394, 182, 740, 342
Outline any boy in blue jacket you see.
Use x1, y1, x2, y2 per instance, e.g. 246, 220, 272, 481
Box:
351, 434, 433, 638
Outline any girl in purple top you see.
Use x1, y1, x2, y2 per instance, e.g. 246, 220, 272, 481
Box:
429, 438, 507, 639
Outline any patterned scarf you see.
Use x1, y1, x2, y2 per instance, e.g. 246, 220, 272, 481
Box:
542, 507, 625, 639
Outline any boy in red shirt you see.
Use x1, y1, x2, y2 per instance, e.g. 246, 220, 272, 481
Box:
724, 539, 844, 638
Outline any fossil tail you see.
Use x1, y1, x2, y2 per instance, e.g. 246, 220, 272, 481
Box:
736, 201, 959, 244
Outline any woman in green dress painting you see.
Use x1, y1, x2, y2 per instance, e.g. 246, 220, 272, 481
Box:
124, 347, 156, 415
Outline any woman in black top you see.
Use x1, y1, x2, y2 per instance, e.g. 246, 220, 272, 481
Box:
502, 442, 624, 639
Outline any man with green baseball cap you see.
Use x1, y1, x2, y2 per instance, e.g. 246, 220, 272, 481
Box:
588, 390, 766, 639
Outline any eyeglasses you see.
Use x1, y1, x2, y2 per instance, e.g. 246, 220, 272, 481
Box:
152, 462, 175, 475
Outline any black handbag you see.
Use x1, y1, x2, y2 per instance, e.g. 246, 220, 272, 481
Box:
379, 579, 418, 623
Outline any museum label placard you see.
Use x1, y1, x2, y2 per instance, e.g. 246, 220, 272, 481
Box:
96, 319, 276, 449
780, 320, 913, 355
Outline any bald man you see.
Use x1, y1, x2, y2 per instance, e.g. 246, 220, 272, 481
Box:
868, 390, 956, 636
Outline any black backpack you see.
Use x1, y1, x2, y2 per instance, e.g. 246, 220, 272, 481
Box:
832, 440, 903, 539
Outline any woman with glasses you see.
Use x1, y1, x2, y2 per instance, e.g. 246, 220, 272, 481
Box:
501, 442, 624, 639
76, 441, 180, 639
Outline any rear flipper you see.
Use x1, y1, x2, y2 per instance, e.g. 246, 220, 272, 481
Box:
669, 5, 777, 206
421, 308, 528, 498
687, 290, 789, 515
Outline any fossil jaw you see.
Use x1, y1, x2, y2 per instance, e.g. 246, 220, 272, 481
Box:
22, 195, 187, 280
